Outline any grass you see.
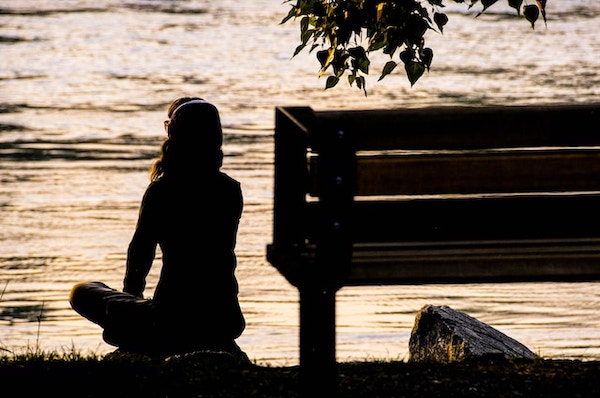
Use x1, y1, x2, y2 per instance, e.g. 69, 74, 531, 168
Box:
1, 285, 599, 396
1, 347, 599, 397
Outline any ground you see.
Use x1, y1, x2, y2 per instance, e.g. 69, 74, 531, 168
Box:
1, 351, 599, 397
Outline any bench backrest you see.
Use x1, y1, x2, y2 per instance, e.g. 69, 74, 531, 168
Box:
268, 104, 600, 288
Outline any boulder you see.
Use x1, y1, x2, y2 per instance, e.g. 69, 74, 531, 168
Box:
409, 304, 536, 362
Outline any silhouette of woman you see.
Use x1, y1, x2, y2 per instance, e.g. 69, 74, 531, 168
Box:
70, 97, 246, 358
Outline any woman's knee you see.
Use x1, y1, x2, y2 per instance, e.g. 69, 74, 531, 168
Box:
69, 281, 114, 326
69, 281, 108, 307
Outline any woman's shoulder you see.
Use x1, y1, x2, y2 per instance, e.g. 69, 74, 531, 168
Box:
217, 171, 241, 187
139, 179, 169, 204
146, 178, 168, 193
149, 172, 240, 191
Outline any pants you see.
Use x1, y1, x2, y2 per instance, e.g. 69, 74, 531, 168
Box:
69, 281, 243, 357
69, 281, 157, 351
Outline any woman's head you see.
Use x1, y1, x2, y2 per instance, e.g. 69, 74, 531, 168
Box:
151, 97, 224, 180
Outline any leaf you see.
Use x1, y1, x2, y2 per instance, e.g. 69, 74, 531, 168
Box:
368, 34, 386, 52
348, 46, 370, 74
536, 0, 547, 27
293, 43, 307, 57
399, 49, 414, 64
324, 47, 336, 68
405, 61, 426, 87
280, 6, 298, 25
376, 2, 384, 21
356, 76, 367, 96
405, 15, 429, 43
481, 0, 499, 10
420, 48, 434, 70
357, 57, 370, 74
523, 4, 539, 29
434, 13, 448, 33
300, 16, 309, 34
356, 76, 364, 90
348, 46, 366, 60
508, 0, 523, 15
316, 50, 329, 67
325, 76, 340, 90
378, 61, 397, 81
476, 0, 499, 17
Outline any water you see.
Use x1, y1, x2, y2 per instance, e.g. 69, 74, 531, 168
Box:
1, 0, 599, 366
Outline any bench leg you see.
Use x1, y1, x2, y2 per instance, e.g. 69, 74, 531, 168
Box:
299, 287, 337, 396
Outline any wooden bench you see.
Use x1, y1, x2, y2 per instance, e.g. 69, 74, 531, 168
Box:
266, 103, 600, 395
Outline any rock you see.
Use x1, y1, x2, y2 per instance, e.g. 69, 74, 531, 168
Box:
409, 304, 536, 362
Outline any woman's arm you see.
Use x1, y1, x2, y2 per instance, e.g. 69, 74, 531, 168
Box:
123, 186, 159, 298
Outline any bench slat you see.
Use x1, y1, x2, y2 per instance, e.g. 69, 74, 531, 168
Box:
309, 150, 600, 196
267, 238, 600, 286
312, 103, 600, 151
303, 194, 600, 243
346, 239, 600, 284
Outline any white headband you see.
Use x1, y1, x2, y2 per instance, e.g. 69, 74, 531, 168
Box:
170, 99, 207, 120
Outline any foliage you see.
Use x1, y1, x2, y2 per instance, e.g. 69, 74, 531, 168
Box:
281, 0, 548, 95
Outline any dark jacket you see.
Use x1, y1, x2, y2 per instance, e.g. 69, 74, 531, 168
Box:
123, 171, 245, 344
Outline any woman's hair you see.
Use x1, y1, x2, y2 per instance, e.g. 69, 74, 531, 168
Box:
150, 97, 224, 181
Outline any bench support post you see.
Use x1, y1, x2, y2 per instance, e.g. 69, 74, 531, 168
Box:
299, 287, 337, 396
